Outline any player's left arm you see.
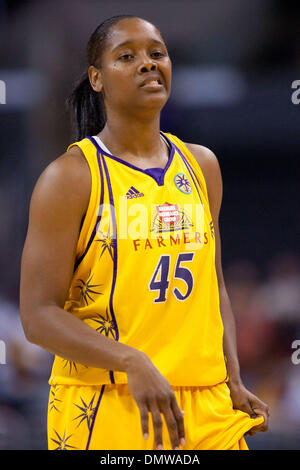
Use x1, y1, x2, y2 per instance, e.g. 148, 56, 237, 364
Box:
186, 143, 269, 436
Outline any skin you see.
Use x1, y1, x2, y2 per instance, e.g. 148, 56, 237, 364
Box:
20, 17, 269, 450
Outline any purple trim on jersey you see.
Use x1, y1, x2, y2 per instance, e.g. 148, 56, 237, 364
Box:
85, 384, 105, 450
90, 141, 120, 385
175, 145, 203, 204
144, 167, 164, 182
99, 152, 119, 341
74, 141, 104, 272
89, 132, 175, 186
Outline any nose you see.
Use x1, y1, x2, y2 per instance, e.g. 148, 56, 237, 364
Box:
137, 58, 158, 74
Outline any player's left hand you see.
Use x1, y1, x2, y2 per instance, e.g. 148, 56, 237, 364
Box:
227, 381, 270, 437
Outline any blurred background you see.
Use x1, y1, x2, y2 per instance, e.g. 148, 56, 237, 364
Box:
0, 0, 299, 450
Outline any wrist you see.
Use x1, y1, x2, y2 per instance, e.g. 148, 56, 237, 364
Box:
225, 356, 242, 388
227, 374, 243, 389
122, 347, 147, 373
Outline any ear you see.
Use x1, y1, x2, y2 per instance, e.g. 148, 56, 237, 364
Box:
88, 65, 103, 93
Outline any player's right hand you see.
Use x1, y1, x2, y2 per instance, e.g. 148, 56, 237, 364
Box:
125, 350, 185, 450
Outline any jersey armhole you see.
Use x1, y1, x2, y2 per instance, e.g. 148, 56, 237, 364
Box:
164, 132, 210, 203
67, 139, 100, 264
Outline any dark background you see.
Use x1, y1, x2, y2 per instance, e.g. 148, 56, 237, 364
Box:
0, 0, 299, 449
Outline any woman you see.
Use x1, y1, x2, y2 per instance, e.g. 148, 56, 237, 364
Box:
20, 15, 269, 450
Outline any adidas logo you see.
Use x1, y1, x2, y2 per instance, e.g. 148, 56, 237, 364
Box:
125, 186, 145, 199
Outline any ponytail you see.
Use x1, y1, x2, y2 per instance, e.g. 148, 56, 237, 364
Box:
67, 71, 106, 141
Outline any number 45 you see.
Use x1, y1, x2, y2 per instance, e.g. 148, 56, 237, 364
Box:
149, 253, 195, 303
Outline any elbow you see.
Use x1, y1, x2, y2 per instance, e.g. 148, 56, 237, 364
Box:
21, 319, 36, 345
20, 309, 40, 345
24, 325, 38, 345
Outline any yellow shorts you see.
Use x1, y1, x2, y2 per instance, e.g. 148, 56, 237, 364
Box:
47, 381, 264, 450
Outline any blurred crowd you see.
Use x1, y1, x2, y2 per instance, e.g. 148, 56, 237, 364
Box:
0, 299, 51, 449
225, 251, 300, 448
0, 250, 299, 449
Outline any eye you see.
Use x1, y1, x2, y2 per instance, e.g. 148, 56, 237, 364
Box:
119, 53, 134, 61
150, 50, 166, 59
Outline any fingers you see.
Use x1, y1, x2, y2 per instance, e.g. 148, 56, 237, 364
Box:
251, 406, 269, 433
138, 402, 150, 441
158, 397, 184, 450
157, 393, 185, 450
171, 396, 185, 447
138, 393, 185, 450
249, 396, 270, 434
235, 398, 257, 419
149, 401, 165, 450
245, 403, 270, 437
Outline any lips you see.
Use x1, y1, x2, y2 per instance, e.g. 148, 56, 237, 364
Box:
139, 75, 163, 88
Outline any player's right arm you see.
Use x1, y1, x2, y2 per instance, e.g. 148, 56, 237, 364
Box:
20, 146, 184, 450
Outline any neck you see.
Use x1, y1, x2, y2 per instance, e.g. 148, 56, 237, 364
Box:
98, 108, 163, 160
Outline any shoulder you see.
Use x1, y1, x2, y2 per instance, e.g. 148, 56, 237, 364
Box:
30, 144, 91, 219
166, 133, 221, 186
184, 142, 222, 186
184, 142, 223, 194
184, 142, 223, 214
40, 144, 90, 188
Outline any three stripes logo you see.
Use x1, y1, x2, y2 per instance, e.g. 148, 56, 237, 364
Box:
125, 186, 145, 199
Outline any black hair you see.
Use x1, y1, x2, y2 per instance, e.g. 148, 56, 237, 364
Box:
67, 15, 138, 141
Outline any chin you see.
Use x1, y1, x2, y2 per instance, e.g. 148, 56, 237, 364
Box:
138, 91, 169, 109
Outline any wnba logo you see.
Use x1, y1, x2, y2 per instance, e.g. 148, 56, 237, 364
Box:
0, 340, 6, 364
0, 80, 6, 104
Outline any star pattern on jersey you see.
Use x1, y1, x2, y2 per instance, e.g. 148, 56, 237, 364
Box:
49, 387, 62, 413
72, 393, 97, 430
75, 269, 103, 306
50, 428, 77, 450
91, 308, 117, 339
62, 359, 78, 375
61, 359, 88, 375
174, 173, 192, 194
95, 221, 114, 261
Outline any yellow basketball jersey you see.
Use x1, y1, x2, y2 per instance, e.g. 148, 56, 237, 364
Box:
49, 132, 227, 387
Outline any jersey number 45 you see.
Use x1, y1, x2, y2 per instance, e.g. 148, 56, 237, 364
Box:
149, 253, 195, 303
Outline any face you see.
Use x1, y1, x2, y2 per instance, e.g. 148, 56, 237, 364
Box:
89, 18, 172, 115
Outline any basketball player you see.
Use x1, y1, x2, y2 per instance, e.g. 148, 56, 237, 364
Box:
20, 15, 269, 450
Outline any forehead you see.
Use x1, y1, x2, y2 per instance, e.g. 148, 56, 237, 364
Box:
106, 18, 164, 49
